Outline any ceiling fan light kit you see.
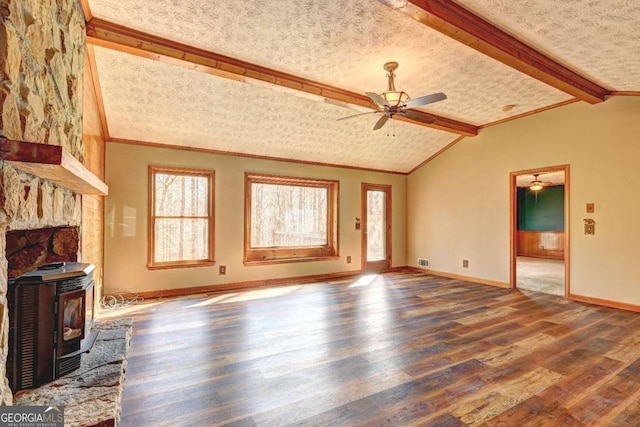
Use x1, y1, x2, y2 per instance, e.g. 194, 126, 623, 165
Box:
529, 173, 552, 191
337, 61, 447, 132
529, 182, 544, 191
380, 62, 409, 107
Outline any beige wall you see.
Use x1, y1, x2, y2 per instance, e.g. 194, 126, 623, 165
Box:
408, 96, 640, 305
104, 143, 407, 294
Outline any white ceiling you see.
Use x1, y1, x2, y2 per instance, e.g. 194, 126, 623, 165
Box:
87, 0, 640, 173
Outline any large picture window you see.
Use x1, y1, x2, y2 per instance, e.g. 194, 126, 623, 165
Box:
244, 173, 339, 265
148, 166, 215, 269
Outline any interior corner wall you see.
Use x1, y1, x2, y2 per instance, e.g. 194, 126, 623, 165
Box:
408, 96, 640, 305
104, 143, 407, 295
81, 51, 106, 306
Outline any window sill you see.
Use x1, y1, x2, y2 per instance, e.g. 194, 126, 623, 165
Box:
244, 256, 340, 267
147, 260, 216, 270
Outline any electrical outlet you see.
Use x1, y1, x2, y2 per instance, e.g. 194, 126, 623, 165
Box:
346, 256, 351, 264
219, 265, 226, 275
462, 259, 469, 268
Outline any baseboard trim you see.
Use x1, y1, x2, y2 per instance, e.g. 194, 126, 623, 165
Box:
131, 269, 364, 299
126, 267, 640, 312
568, 293, 640, 313
407, 266, 510, 288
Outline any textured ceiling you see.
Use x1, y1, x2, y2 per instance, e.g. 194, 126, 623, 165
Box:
93, 47, 457, 173
456, 0, 640, 89
87, 0, 640, 173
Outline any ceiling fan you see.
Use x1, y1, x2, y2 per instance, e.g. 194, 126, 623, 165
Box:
337, 61, 447, 131
529, 173, 553, 191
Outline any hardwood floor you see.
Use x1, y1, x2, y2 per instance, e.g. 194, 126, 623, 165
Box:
104, 271, 640, 426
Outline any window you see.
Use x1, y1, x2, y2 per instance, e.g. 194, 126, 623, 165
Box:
244, 173, 339, 265
148, 166, 215, 269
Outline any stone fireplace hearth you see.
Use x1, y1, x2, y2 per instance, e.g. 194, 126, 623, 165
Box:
14, 318, 132, 426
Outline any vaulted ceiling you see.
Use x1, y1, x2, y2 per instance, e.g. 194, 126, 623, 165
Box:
82, 0, 640, 173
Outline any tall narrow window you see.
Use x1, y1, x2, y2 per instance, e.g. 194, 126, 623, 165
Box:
148, 166, 215, 269
244, 173, 339, 265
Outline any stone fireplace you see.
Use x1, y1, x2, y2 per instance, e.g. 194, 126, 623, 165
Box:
7, 227, 79, 279
0, 167, 83, 403
0, 0, 88, 404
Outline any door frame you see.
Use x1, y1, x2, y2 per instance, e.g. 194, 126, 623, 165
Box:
509, 164, 570, 296
361, 183, 392, 273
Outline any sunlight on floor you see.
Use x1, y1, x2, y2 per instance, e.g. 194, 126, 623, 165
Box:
97, 300, 164, 319
100, 275, 385, 318
348, 274, 379, 288
187, 285, 305, 307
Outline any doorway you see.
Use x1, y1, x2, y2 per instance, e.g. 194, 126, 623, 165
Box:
510, 165, 570, 296
362, 183, 392, 273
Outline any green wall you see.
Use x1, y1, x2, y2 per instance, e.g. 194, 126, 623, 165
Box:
517, 186, 564, 231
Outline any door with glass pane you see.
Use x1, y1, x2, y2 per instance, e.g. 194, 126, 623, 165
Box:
362, 184, 391, 272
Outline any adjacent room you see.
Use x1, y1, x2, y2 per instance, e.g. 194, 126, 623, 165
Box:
514, 169, 567, 296
1, 0, 640, 425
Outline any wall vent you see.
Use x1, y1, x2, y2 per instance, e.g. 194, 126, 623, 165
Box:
417, 258, 429, 268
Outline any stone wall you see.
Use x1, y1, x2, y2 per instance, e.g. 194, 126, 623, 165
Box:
7, 226, 79, 278
0, 0, 86, 404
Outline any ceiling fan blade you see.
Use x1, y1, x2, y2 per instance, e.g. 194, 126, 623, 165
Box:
373, 114, 389, 130
403, 92, 447, 108
365, 92, 389, 107
401, 110, 436, 124
336, 111, 378, 121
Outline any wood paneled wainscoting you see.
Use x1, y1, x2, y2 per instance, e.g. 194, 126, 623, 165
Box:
517, 231, 565, 260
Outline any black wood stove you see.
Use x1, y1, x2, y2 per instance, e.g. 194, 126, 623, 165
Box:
7, 262, 97, 391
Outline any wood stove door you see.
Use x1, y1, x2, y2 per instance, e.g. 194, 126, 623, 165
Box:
57, 288, 86, 356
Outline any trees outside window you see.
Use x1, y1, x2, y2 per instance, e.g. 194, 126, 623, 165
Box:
148, 166, 215, 269
244, 173, 339, 265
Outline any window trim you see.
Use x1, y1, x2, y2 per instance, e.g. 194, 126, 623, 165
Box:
148, 165, 215, 270
244, 172, 339, 266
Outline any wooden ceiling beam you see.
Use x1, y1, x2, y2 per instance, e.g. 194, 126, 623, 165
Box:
85, 18, 478, 136
392, 0, 609, 104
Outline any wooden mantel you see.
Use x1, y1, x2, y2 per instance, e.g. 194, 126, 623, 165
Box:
0, 137, 108, 196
